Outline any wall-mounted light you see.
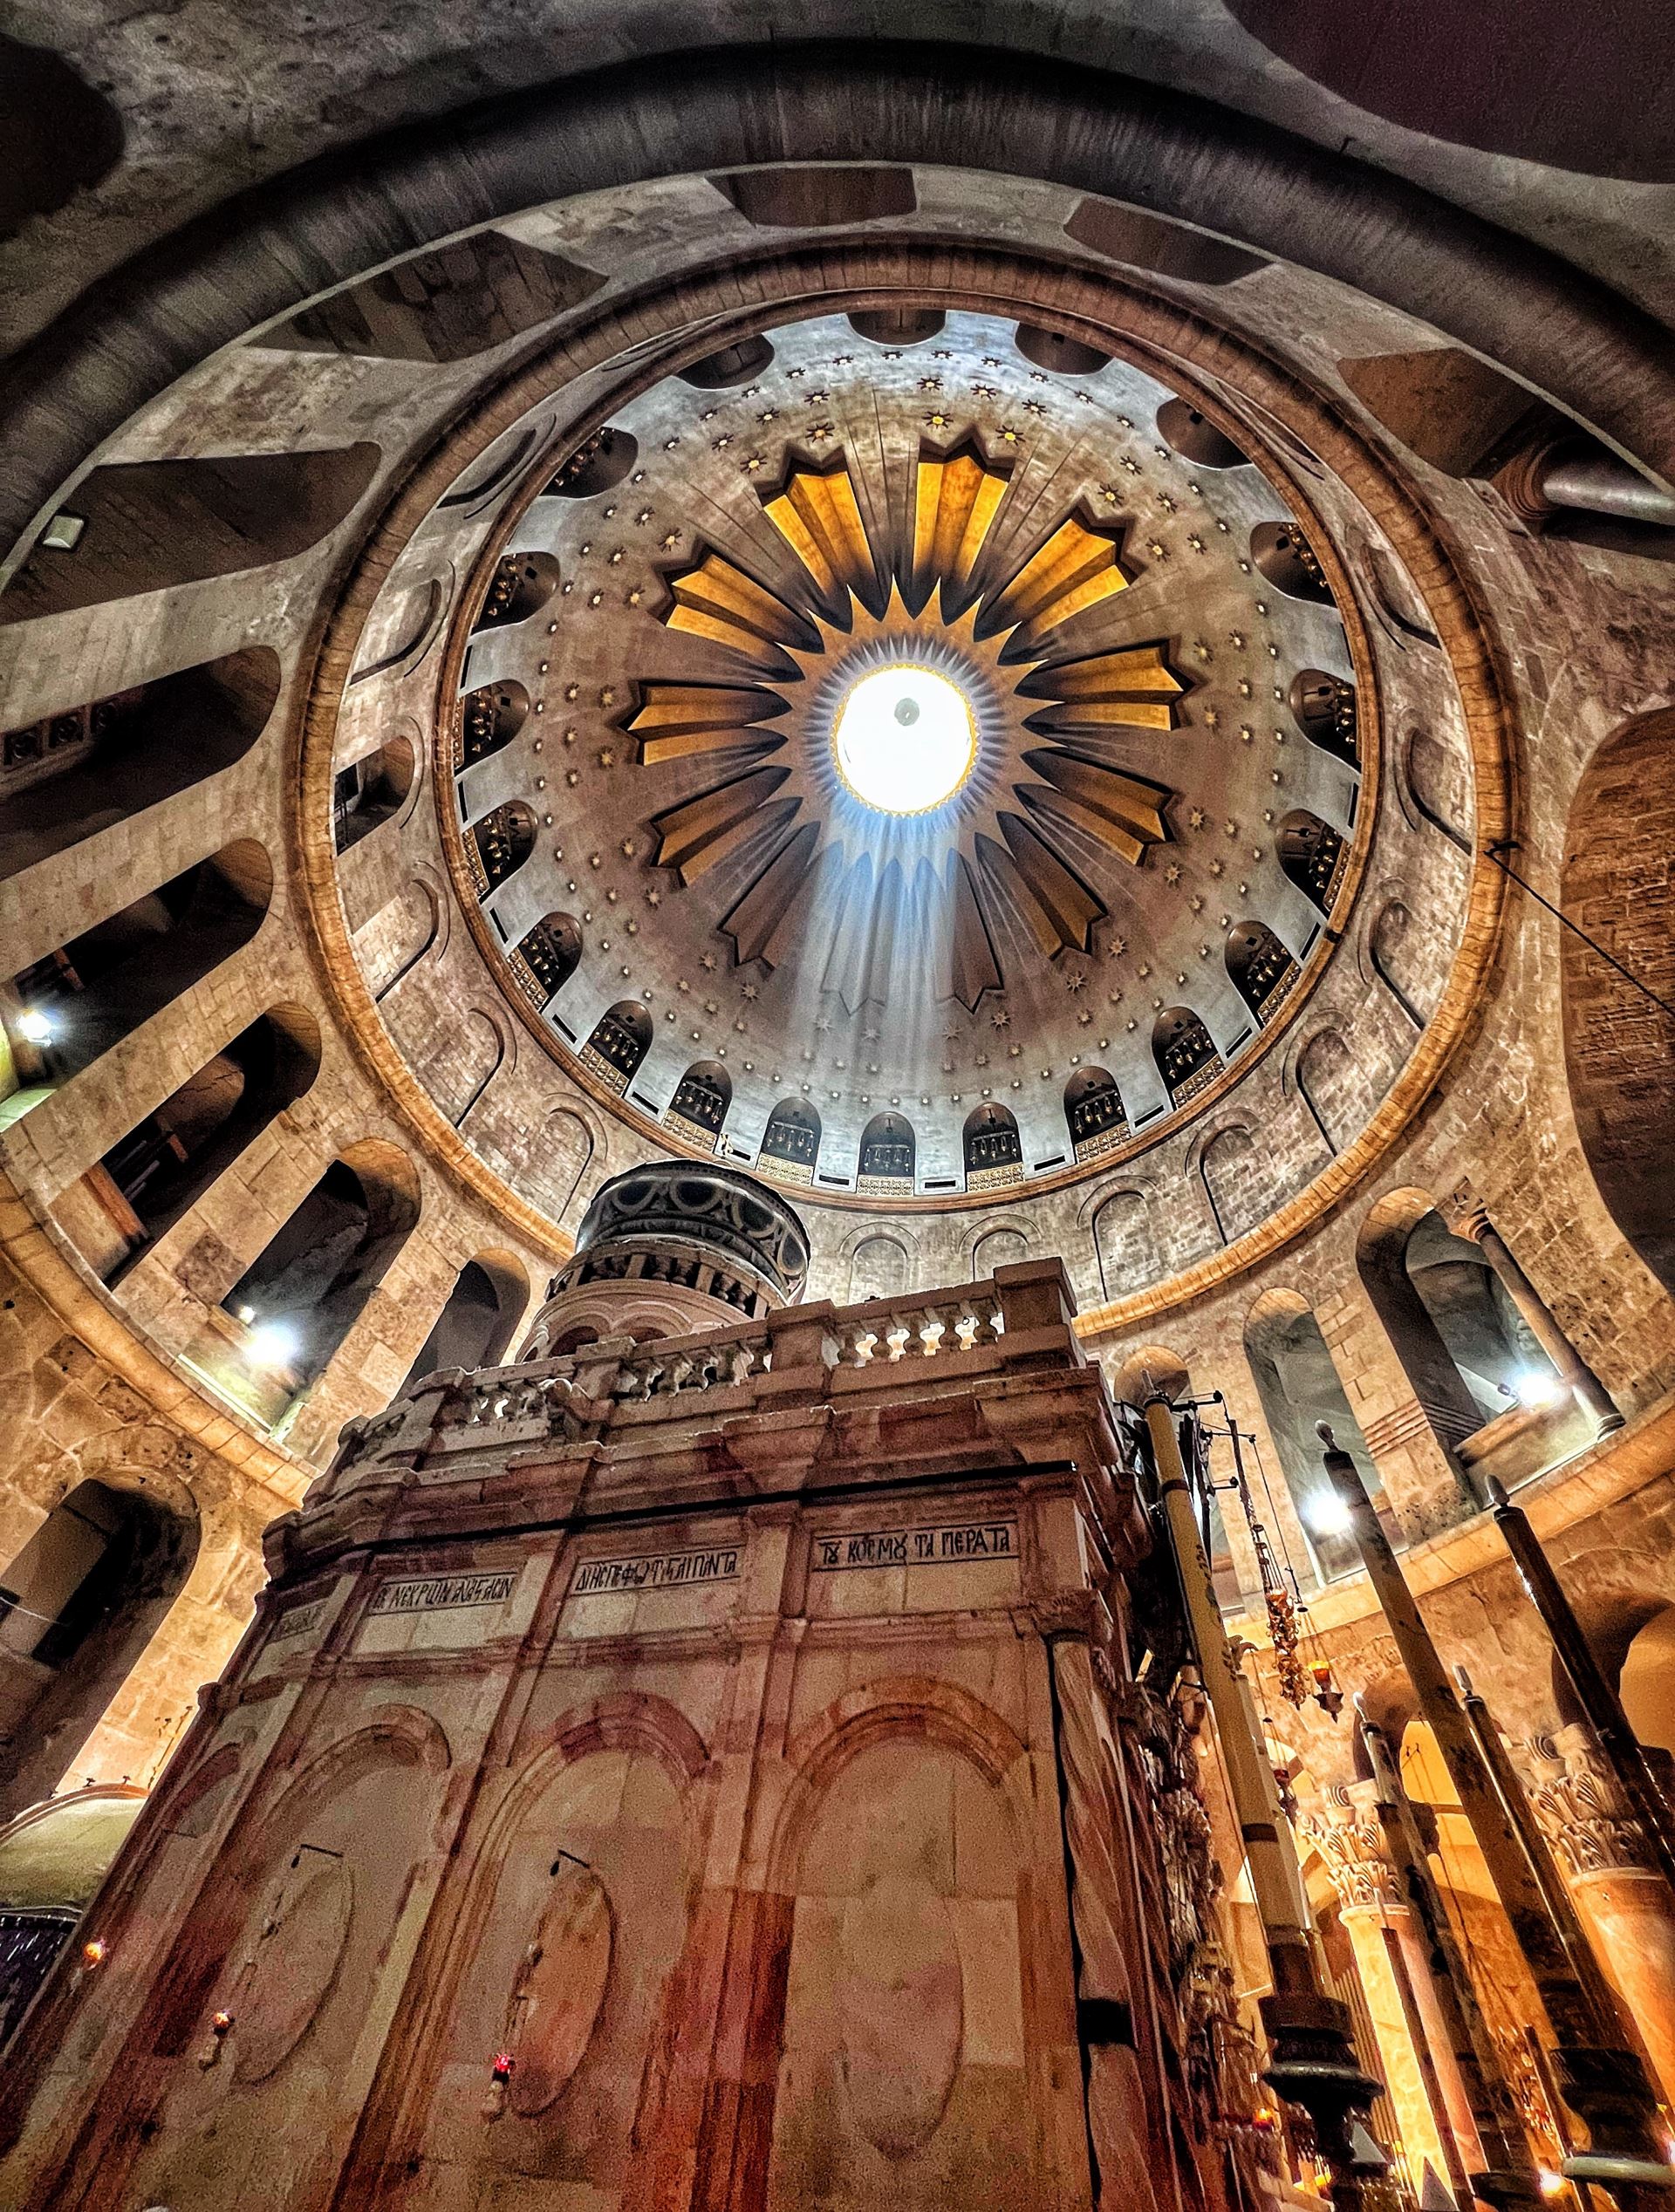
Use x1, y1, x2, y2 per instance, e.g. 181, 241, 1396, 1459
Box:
1305, 1491, 1352, 1538
80, 1938, 106, 1970
1515, 1368, 1566, 1411
246, 1319, 301, 1370
16, 1009, 55, 1045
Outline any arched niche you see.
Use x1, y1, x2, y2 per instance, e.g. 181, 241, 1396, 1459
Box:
2, 444, 381, 624
82, 1002, 322, 1285
222, 1140, 421, 1393
1277, 809, 1348, 914
357, 877, 441, 1000
332, 732, 414, 853
1152, 1005, 1222, 1107
511, 911, 581, 1008
1296, 1026, 1357, 1152
1064, 1067, 1128, 1161
963, 1102, 1023, 1191
402, 1253, 529, 1388
849, 306, 946, 346
1403, 727, 1473, 850
1226, 918, 1300, 1025
1015, 323, 1111, 375
1155, 397, 1248, 469
468, 801, 537, 897
971, 1225, 1029, 1277
543, 426, 639, 497
5, 840, 273, 1103
1561, 707, 1675, 1297
667, 1059, 732, 1150
1356, 1190, 1541, 1460
1092, 1187, 1159, 1301
1287, 669, 1359, 768
1198, 1125, 1268, 1243
1249, 519, 1334, 605
0, 647, 280, 882
858, 1111, 915, 1194
1370, 898, 1425, 1027
758, 1097, 821, 1186
0, 1785, 146, 2040
579, 1000, 653, 1095
0, 1476, 200, 1814
1242, 1290, 1387, 1584
471, 550, 560, 632
677, 335, 775, 388
849, 1234, 910, 1304
455, 679, 530, 771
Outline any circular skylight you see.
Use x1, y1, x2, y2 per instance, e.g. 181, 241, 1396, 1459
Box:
831, 662, 977, 816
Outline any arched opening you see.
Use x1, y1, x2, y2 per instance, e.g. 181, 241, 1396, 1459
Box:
1249, 520, 1334, 605
578, 1000, 653, 1095
1278, 809, 1349, 914
849, 1234, 910, 1303
543, 427, 638, 497
1287, 670, 1360, 768
1153, 1005, 1223, 1107
667, 1059, 732, 1150
510, 912, 581, 1010
0, 1478, 200, 1816
1357, 1191, 1573, 1483
470, 550, 560, 632
75, 1003, 321, 1285
758, 1098, 821, 1186
1243, 1290, 1389, 1583
1227, 919, 1300, 1024
850, 306, 946, 346
467, 801, 537, 898
401, 1253, 529, 1389
332, 733, 414, 853
1015, 323, 1111, 375
455, 679, 530, 771
857, 1111, 915, 1194
1561, 708, 1675, 1296
3, 444, 380, 624
4, 841, 272, 1107
1064, 1067, 1128, 1161
0, 1785, 146, 2044
222, 1142, 420, 1398
1155, 398, 1248, 469
677, 336, 775, 388
963, 1102, 1022, 1191
972, 1225, 1029, 1276
0, 647, 279, 882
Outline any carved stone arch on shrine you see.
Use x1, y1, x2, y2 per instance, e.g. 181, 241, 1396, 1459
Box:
762, 1676, 1041, 2192
388, 1691, 708, 2184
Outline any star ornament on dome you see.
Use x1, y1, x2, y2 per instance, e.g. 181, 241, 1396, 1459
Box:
623, 438, 1188, 1013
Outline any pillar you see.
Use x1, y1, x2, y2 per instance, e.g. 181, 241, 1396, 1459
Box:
1442, 1190, 1621, 1436
1307, 1785, 1476, 2207
1525, 1727, 1675, 2106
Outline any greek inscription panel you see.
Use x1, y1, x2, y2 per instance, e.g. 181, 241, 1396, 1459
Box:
810, 1519, 1019, 1571
569, 1546, 741, 1597
369, 1570, 517, 1616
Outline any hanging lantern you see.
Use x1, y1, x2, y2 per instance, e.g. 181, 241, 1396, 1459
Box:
79, 1938, 106, 1971
482, 2048, 516, 2120
1307, 1657, 1344, 1721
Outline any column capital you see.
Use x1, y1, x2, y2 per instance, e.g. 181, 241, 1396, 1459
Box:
1522, 1726, 1658, 1878
1302, 1784, 1403, 1917
1438, 1178, 1491, 1244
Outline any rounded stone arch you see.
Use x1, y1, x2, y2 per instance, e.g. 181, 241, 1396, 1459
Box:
1241, 1286, 1385, 1584
963, 1219, 1030, 1280
1291, 1022, 1359, 1155
769, 1675, 1033, 1895
402, 1249, 531, 1386
437, 1000, 513, 1130
359, 868, 448, 1002
845, 1230, 914, 1305
1089, 1180, 1163, 1303
523, 1103, 599, 1228
1561, 706, 1675, 1299
0, 1444, 208, 1819
1193, 1120, 1264, 1245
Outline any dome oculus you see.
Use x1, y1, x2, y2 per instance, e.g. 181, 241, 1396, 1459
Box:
831, 661, 977, 815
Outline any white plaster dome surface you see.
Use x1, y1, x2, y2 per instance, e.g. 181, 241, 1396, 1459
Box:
831, 663, 978, 816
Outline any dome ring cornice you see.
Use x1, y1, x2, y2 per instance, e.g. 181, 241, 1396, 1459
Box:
294, 239, 1509, 1316
3, 41, 1670, 581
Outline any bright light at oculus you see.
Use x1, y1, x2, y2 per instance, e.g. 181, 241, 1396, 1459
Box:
831, 663, 977, 816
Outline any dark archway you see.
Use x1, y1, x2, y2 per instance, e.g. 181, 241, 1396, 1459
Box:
1243, 1290, 1388, 1583
667, 1060, 732, 1150
401, 1254, 529, 1389
963, 1103, 1022, 1191
332, 734, 414, 853
759, 1098, 821, 1185
1226, 919, 1300, 1025
0, 1478, 200, 1819
511, 912, 582, 1009
1152, 1006, 1222, 1107
471, 550, 560, 631
455, 679, 530, 771
467, 802, 537, 897
1064, 1067, 1128, 1161
1277, 809, 1348, 914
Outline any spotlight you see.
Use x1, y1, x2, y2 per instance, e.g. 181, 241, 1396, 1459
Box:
246, 1319, 301, 1370
1538, 2174, 1566, 2198
1515, 1368, 1566, 1410
16, 1008, 54, 1045
1306, 1491, 1353, 1538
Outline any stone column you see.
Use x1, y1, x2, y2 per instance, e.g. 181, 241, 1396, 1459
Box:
1306, 1785, 1476, 2206
1525, 1727, 1675, 2104
1442, 1191, 1622, 1436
